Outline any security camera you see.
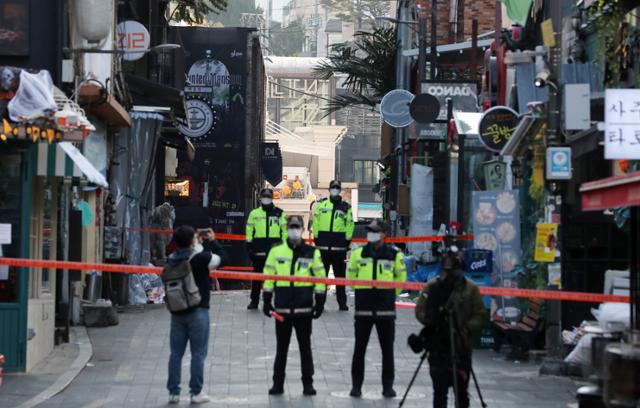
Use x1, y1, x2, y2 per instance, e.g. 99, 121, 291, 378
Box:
394, 144, 403, 155
534, 69, 551, 88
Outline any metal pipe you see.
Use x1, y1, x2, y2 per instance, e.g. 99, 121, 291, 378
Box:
418, 17, 427, 82
430, 0, 437, 79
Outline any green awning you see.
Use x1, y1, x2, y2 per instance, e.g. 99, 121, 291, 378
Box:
36, 142, 108, 187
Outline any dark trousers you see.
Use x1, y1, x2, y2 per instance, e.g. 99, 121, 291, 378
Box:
249, 257, 266, 304
428, 352, 472, 408
320, 250, 347, 307
351, 318, 395, 389
273, 317, 314, 385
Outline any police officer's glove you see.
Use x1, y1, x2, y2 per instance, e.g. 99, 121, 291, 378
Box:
262, 291, 273, 317
312, 293, 326, 319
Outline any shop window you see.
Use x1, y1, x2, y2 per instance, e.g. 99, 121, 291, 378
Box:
29, 178, 56, 298
354, 160, 379, 185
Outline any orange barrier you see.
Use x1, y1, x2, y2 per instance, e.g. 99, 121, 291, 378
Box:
0, 257, 630, 304
122, 226, 472, 244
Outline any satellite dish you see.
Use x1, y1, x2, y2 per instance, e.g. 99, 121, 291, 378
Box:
380, 89, 414, 128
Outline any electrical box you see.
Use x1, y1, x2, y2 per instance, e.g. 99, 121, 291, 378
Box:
563, 84, 590, 130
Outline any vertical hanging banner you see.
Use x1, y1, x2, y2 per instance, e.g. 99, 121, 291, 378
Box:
261, 142, 283, 187
472, 190, 522, 322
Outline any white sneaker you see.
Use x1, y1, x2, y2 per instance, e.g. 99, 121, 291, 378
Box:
168, 394, 180, 404
190, 393, 211, 404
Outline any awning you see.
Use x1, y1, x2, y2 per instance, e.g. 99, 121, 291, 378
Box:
36, 142, 108, 187
124, 74, 186, 118
402, 39, 493, 58
78, 82, 132, 128
580, 171, 640, 211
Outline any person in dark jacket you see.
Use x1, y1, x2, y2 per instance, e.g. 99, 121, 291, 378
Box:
166, 226, 225, 405
415, 247, 486, 408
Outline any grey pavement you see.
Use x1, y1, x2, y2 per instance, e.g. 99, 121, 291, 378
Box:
24, 291, 577, 408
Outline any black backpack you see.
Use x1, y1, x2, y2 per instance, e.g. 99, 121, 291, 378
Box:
161, 254, 201, 312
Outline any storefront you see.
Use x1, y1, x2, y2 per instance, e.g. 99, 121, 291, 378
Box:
0, 67, 107, 372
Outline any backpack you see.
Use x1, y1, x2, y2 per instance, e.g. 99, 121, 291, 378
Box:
161, 254, 201, 312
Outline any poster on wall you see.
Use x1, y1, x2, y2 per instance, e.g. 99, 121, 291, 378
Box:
534, 223, 558, 262
177, 28, 248, 153
0, 1, 28, 56
472, 190, 522, 322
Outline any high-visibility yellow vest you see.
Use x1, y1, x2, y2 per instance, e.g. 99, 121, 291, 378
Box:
312, 198, 354, 251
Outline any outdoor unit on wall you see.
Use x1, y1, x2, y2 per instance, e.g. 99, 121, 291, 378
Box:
74, 0, 113, 45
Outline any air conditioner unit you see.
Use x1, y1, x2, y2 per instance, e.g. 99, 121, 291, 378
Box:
75, 0, 113, 44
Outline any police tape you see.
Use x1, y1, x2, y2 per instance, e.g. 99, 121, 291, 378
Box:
0, 257, 630, 304
122, 226, 472, 244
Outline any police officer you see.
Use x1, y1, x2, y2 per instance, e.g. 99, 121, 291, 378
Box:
415, 246, 485, 408
246, 188, 286, 309
312, 180, 354, 310
348, 219, 405, 398
262, 215, 326, 396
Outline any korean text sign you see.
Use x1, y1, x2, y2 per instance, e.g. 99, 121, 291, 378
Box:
605, 89, 640, 160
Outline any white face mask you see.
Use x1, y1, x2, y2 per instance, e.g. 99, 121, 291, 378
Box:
287, 228, 302, 240
330, 188, 340, 197
261, 198, 272, 206
367, 232, 381, 243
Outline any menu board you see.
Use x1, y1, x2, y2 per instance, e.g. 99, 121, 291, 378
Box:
472, 190, 522, 322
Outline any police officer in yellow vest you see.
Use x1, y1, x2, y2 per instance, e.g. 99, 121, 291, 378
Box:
312, 180, 354, 310
246, 188, 287, 309
262, 215, 327, 396
348, 219, 405, 398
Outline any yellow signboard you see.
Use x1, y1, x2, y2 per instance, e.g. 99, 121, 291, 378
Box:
534, 223, 558, 262
541, 19, 556, 48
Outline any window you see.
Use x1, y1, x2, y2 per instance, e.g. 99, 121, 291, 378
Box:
354, 160, 379, 185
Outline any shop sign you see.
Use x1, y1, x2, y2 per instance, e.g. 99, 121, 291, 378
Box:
534, 223, 558, 262
604, 89, 640, 160
380, 89, 414, 128
482, 159, 507, 191
409, 93, 440, 123
478, 106, 518, 152
546, 147, 572, 180
417, 82, 479, 140
116, 21, 150, 61
261, 142, 283, 186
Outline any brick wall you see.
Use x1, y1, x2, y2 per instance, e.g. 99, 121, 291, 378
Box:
415, 0, 497, 44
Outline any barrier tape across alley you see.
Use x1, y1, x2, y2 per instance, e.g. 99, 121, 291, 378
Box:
122, 226, 473, 244
0, 257, 630, 304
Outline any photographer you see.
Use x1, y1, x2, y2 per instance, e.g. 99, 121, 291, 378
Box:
414, 247, 485, 408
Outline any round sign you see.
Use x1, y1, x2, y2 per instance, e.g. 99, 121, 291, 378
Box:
478, 106, 519, 152
410, 93, 440, 123
380, 89, 414, 128
116, 21, 150, 61
179, 96, 217, 140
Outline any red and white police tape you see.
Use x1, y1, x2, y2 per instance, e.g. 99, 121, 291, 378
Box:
122, 226, 473, 244
0, 257, 629, 304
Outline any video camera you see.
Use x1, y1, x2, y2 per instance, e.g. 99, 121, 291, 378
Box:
407, 327, 434, 354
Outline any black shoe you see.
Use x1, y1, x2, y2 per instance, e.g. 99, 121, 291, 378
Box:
349, 388, 362, 398
302, 384, 316, 396
247, 302, 259, 310
269, 385, 284, 395
339, 304, 349, 311
382, 388, 397, 398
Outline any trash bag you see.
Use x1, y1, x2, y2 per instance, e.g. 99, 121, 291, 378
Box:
8, 70, 57, 122
128, 274, 149, 305
128, 272, 165, 305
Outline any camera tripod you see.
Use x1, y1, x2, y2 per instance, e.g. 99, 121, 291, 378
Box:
399, 278, 488, 408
